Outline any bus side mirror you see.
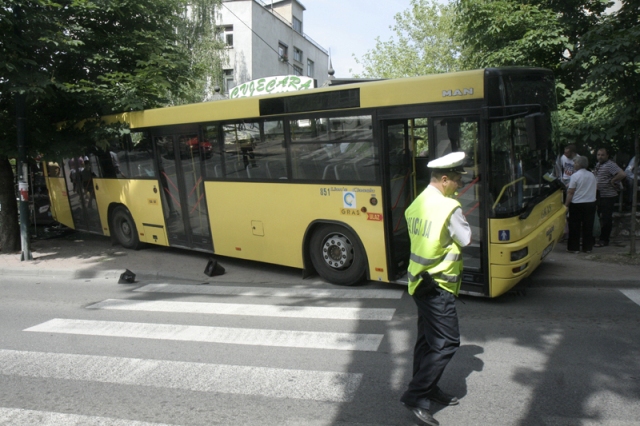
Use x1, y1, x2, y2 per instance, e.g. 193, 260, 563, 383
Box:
525, 112, 550, 151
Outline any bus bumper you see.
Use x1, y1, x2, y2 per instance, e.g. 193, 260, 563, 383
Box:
489, 206, 566, 297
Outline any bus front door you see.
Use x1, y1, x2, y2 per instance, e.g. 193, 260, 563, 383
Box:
383, 120, 419, 280
430, 116, 485, 294
384, 116, 486, 294
154, 132, 212, 251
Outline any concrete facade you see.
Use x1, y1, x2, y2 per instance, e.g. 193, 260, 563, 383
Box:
219, 0, 329, 93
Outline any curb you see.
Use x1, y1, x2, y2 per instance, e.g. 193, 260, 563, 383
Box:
527, 278, 639, 288
4, 266, 637, 290
0, 267, 236, 285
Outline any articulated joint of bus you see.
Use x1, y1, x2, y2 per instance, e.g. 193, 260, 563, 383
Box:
488, 190, 566, 297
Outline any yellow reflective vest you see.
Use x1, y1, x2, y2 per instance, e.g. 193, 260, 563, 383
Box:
405, 186, 464, 296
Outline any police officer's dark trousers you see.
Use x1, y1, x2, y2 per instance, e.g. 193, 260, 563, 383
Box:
402, 285, 460, 408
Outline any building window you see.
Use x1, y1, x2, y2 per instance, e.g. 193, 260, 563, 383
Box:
224, 69, 235, 94
220, 25, 233, 47
307, 59, 314, 77
278, 42, 288, 62
293, 17, 302, 34
225, 26, 233, 46
293, 47, 302, 63
293, 65, 303, 76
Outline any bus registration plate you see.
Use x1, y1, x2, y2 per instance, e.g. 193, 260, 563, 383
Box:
541, 243, 554, 259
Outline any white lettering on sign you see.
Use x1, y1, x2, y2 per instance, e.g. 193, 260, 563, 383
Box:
230, 76, 315, 99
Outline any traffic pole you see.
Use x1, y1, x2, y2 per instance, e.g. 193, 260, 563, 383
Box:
16, 92, 32, 261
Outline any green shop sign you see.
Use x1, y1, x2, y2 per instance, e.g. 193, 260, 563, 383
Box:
229, 75, 315, 99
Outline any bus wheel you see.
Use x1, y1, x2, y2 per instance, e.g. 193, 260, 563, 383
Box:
310, 224, 366, 286
111, 206, 141, 250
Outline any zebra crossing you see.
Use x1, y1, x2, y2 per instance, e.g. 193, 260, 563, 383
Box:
2, 282, 405, 425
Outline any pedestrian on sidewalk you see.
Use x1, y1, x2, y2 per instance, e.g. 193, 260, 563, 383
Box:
565, 156, 597, 253
401, 152, 472, 426
594, 148, 626, 247
558, 144, 580, 187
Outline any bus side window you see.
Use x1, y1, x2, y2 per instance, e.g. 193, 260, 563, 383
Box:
220, 120, 287, 180
96, 138, 127, 178
128, 132, 155, 178
290, 115, 377, 182
202, 124, 223, 179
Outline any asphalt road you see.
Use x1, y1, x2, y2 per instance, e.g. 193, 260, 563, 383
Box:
1, 273, 639, 426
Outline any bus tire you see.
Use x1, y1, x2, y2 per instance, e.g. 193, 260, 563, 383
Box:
111, 206, 141, 250
309, 224, 367, 286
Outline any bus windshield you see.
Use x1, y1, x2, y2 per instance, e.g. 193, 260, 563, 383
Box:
489, 112, 557, 217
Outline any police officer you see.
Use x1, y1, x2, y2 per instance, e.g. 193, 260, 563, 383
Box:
400, 151, 472, 426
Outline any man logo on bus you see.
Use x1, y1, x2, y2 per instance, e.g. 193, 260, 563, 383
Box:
442, 88, 474, 97
499, 230, 510, 241
343, 191, 356, 209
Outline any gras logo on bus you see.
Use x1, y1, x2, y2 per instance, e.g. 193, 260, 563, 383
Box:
343, 191, 356, 209
229, 76, 315, 99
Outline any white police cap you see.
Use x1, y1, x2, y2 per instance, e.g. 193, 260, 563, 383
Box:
427, 151, 467, 174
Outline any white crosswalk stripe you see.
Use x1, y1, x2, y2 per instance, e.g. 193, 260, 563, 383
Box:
620, 289, 640, 307
0, 349, 363, 402
25, 318, 384, 351
0, 407, 177, 426
134, 283, 404, 299
87, 298, 396, 320
11, 281, 401, 423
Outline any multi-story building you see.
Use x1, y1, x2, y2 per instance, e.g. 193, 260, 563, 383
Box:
219, 0, 329, 94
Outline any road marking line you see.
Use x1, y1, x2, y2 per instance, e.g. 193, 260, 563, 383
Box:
25, 318, 383, 352
134, 283, 404, 299
87, 299, 395, 321
0, 407, 177, 426
620, 289, 640, 307
0, 349, 363, 402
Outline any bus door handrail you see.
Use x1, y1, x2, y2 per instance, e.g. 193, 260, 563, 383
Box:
492, 177, 526, 211
457, 176, 480, 198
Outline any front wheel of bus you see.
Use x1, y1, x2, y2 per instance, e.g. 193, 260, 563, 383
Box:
310, 224, 367, 286
111, 206, 141, 250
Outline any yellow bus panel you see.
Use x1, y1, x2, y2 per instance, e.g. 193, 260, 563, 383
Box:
92, 178, 168, 245
45, 177, 74, 228
488, 191, 566, 297
360, 71, 484, 108
489, 191, 564, 243
205, 182, 388, 282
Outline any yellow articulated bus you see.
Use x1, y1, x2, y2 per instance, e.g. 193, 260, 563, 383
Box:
44, 67, 565, 297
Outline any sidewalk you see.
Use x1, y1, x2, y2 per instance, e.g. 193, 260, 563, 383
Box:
528, 238, 639, 288
0, 229, 637, 289
0, 229, 303, 285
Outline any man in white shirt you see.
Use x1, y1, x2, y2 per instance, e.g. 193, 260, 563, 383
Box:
564, 156, 597, 253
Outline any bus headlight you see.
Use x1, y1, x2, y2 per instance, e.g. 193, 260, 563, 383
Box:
510, 247, 528, 261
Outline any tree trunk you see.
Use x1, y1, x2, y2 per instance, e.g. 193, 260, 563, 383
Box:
0, 155, 21, 252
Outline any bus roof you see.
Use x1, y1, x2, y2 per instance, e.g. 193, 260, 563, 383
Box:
104, 68, 545, 129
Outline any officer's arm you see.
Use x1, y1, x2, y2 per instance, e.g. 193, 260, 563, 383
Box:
449, 207, 472, 247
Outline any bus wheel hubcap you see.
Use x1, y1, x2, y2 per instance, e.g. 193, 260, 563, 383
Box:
322, 234, 353, 270
121, 221, 131, 236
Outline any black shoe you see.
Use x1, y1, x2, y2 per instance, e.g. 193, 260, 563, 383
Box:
426, 388, 459, 406
403, 404, 439, 426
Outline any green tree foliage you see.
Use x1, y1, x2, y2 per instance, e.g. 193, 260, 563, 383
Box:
353, 0, 461, 78
0, 0, 223, 251
174, 0, 227, 104
454, 0, 639, 152
564, 0, 640, 147
456, 1, 568, 71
